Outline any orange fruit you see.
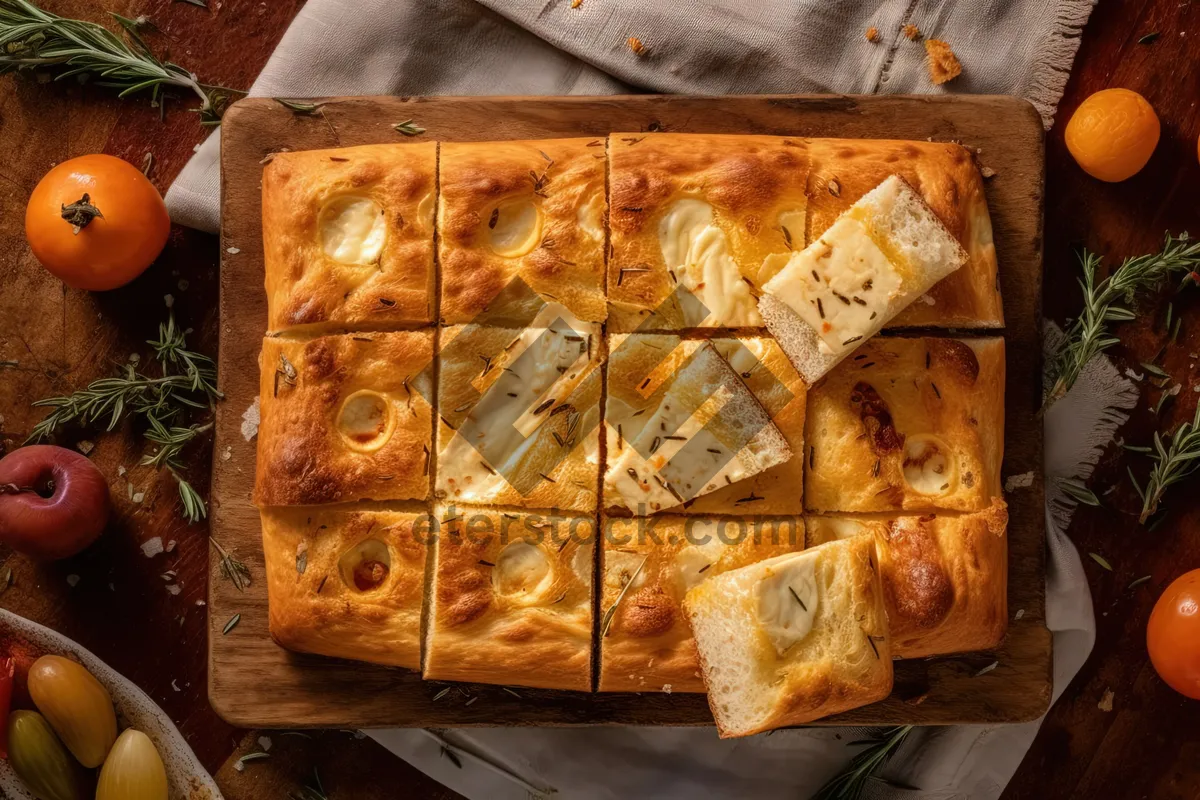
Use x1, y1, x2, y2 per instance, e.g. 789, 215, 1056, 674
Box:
25, 154, 170, 291
1064, 88, 1160, 182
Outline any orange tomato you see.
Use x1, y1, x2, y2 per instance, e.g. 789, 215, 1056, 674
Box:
1064, 88, 1160, 182
25, 154, 170, 291
1146, 568, 1200, 699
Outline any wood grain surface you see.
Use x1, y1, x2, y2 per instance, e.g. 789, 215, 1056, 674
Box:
212, 93, 1049, 728
0, 0, 1196, 798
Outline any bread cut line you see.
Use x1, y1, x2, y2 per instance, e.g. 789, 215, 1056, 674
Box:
759, 175, 968, 383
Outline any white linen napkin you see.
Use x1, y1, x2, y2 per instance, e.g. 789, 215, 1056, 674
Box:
166, 1, 1111, 796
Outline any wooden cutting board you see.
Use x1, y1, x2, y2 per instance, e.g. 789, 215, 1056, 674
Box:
212, 94, 1048, 728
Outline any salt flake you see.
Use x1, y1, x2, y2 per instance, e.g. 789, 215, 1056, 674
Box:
1004, 472, 1034, 492
241, 396, 261, 441
66, 575, 80, 588
166, 584, 182, 596
141, 537, 164, 558
258, 735, 273, 751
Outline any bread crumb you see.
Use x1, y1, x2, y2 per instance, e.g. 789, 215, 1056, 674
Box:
571, 0, 581, 6
865, 26, 880, 42
1098, 688, 1114, 712
926, 39, 962, 85
980, 165, 997, 179
627, 36, 645, 56
903, 23, 921, 40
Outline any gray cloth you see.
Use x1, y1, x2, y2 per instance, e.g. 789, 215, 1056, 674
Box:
166, 1, 1106, 797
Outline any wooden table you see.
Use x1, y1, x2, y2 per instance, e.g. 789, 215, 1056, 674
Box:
0, 1, 1195, 798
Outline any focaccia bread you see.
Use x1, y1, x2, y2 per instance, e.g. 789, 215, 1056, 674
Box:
262, 143, 436, 333
806, 501, 1009, 659
760, 175, 967, 383
607, 133, 810, 332
684, 535, 892, 737
260, 505, 429, 669
603, 336, 791, 514
254, 332, 433, 506
436, 305, 602, 512
599, 515, 804, 693
439, 138, 607, 326
606, 334, 806, 515
423, 507, 594, 690
806, 138, 1002, 328
805, 336, 1004, 513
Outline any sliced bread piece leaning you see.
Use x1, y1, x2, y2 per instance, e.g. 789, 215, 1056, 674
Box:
759, 175, 968, 383
683, 535, 891, 737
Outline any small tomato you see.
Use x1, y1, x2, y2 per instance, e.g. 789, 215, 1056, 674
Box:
25, 154, 170, 291
1147, 569, 1200, 699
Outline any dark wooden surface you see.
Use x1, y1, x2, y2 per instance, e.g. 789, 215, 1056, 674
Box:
0, 0, 1194, 798
215, 93, 1048, 729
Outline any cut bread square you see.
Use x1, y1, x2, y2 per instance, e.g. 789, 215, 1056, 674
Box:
760, 174, 968, 383
806, 500, 1009, 659
602, 334, 791, 515
805, 138, 1002, 329
804, 336, 1005, 513
684, 535, 892, 737
262, 143, 436, 333
605, 333, 806, 515
599, 515, 804, 693
423, 506, 594, 691
435, 304, 602, 513
607, 133, 810, 332
260, 505, 429, 669
253, 331, 434, 506
439, 138, 607, 326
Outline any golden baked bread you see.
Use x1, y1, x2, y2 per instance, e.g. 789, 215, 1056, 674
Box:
684, 535, 892, 737
607, 133, 810, 332
439, 138, 607, 326
804, 336, 1005, 513
806, 138, 1002, 328
260, 505, 429, 669
603, 336, 791, 514
806, 501, 1008, 659
262, 143, 436, 333
423, 507, 594, 690
436, 305, 602, 512
605, 334, 806, 515
254, 332, 433, 506
599, 515, 804, 693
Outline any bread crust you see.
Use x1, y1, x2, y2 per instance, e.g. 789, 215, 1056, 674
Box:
806, 501, 1009, 658
608, 133, 810, 331
254, 332, 433, 506
806, 138, 1002, 328
606, 334, 806, 515
599, 515, 804, 693
423, 507, 594, 690
804, 336, 1005, 513
262, 143, 436, 333
261, 505, 429, 668
439, 139, 607, 325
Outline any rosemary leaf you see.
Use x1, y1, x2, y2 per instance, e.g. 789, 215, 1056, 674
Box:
211, 537, 251, 591
1139, 400, 1200, 523
237, 751, 269, 766
0, 0, 241, 123
813, 725, 914, 800
174, 0, 207, 6
1059, 477, 1101, 507
1047, 233, 1200, 407
1128, 575, 1153, 589
275, 97, 321, 113
1089, 552, 1113, 571
222, 613, 241, 634
393, 119, 426, 136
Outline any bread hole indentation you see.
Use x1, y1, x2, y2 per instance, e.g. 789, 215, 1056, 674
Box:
902, 434, 957, 495
493, 541, 553, 602
339, 538, 392, 592
487, 199, 543, 258
319, 195, 387, 265
337, 390, 395, 452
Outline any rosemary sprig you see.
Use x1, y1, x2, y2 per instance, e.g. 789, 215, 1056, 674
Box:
210, 537, 251, 591
812, 725, 914, 800
1047, 233, 1200, 406
27, 312, 221, 522
1138, 401, 1200, 523
0, 0, 243, 124
288, 768, 328, 800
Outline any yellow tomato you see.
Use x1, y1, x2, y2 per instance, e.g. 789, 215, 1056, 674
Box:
1064, 88, 1160, 182
25, 154, 170, 291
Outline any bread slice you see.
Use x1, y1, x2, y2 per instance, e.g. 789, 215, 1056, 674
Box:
683, 535, 892, 737
760, 175, 968, 383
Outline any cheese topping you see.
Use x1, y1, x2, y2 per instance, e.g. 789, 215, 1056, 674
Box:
902, 434, 956, 495
336, 390, 394, 452
320, 195, 387, 265
493, 541, 553, 600
658, 198, 762, 327
763, 216, 902, 356
577, 192, 605, 241
488, 198, 543, 258
416, 191, 435, 232
674, 538, 727, 591
821, 517, 868, 541
756, 550, 820, 656
604, 550, 649, 593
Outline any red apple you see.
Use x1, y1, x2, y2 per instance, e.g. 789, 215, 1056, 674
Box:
0, 446, 110, 560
